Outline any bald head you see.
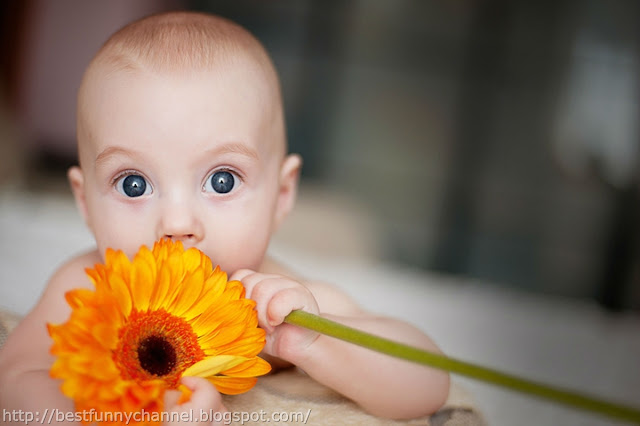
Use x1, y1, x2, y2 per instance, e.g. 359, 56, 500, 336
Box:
77, 11, 285, 162
88, 11, 275, 73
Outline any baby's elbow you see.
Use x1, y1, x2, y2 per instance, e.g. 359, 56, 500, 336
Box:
0, 351, 18, 406
366, 369, 451, 420
0, 342, 42, 403
404, 370, 450, 420
425, 370, 451, 416
406, 371, 451, 420
0, 345, 15, 382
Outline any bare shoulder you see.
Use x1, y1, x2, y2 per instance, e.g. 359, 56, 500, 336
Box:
39, 250, 103, 323
261, 255, 365, 316
0, 249, 101, 371
43, 249, 102, 295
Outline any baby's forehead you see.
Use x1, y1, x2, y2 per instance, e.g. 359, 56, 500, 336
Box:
81, 50, 281, 127
78, 59, 285, 165
81, 13, 282, 113
77, 12, 285, 160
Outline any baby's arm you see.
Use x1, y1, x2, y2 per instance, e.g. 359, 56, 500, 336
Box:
232, 269, 450, 420
0, 252, 226, 426
0, 254, 88, 424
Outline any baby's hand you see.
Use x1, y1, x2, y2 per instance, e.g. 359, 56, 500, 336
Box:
163, 376, 227, 425
230, 270, 320, 364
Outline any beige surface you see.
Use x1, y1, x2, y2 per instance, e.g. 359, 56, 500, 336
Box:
224, 368, 484, 426
0, 310, 485, 426
0, 309, 21, 348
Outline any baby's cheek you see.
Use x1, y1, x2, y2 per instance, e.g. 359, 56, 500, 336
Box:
94, 223, 155, 259
213, 245, 264, 275
90, 201, 155, 253
209, 221, 271, 273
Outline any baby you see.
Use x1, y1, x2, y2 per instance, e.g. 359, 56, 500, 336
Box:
0, 11, 449, 424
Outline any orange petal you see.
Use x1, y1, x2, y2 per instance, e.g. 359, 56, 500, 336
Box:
207, 376, 258, 395
183, 248, 204, 272
106, 270, 132, 317
213, 335, 266, 358
169, 268, 204, 318
129, 256, 153, 312
201, 269, 227, 300
177, 384, 192, 404
64, 288, 95, 309
92, 322, 118, 350
219, 357, 271, 378
150, 262, 172, 310
182, 355, 248, 378
110, 249, 131, 274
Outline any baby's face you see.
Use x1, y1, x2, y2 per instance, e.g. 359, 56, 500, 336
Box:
73, 62, 292, 273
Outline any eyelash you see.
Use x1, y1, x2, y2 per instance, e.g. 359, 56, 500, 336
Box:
202, 167, 243, 190
111, 169, 147, 186
109, 168, 243, 190
111, 169, 153, 198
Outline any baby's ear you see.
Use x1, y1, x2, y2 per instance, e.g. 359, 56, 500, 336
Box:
273, 154, 302, 230
67, 166, 90, 226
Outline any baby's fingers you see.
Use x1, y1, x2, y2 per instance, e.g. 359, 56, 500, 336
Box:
267, 286, 319, 327
229, 269, 280, 299
180, 376, 224, 411
163, 377, 227, 425
229, 269, 254, 284
163, 389, 181, 410
250, 279, 299, 331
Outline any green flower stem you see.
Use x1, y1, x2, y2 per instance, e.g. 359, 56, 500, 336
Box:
284, 309, 640, 423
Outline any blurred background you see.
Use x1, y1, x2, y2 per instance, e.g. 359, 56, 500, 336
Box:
1, 0, 640, 311
2, 3, 640, 424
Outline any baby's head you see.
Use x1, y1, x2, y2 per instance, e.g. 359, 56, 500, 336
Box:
69, 11, 301, 272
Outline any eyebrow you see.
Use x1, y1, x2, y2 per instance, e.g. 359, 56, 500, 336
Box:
95, 146, 140, 165
94, 142, 260, 166
203, 142, 260, 161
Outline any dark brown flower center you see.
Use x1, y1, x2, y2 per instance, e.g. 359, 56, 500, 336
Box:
114, 308, 205, 387
137, 335, 177, 377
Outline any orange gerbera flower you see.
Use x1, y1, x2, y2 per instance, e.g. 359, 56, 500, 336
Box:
48, 239, 271, 424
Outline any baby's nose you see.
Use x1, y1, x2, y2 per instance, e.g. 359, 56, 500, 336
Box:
161, 227, 202, 246
164, 233, 197, 242
157, 201, 204, 244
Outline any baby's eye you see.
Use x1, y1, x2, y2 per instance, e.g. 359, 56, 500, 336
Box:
204, 170, 237, 194
115, 174, 152, 198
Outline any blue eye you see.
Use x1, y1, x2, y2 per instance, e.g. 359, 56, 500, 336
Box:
205, 170, 236, 194
116, 174, 151, 197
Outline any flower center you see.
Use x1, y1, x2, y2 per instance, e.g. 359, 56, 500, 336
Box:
114, 309, 205, 387
137, 335, 177, 377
